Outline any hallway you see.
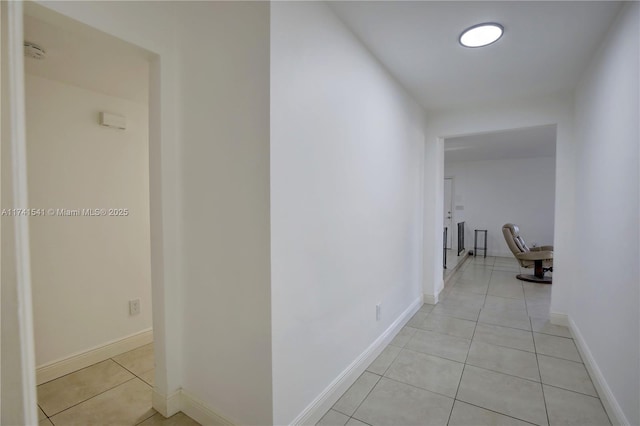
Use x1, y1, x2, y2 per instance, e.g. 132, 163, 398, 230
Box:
318, 256, 609, 426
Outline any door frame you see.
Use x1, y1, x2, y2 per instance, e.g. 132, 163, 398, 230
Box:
5, 2, 180, 418
443, 176, 454, 249
1, 1, 38, 423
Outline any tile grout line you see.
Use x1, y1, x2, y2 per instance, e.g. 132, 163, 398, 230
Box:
340, 372, 381, 423
378, 375, 457, 401
446, 263, 484, 426
531, 316, 551, 426
45, 377, 139, 420
542, 382, 604, 399
446, 363, 466, 426
452, 400, 540, 426
37, 358, 117, 386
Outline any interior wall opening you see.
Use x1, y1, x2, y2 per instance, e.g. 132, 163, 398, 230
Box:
22, 4, 161, 420
441, 124, 557, 284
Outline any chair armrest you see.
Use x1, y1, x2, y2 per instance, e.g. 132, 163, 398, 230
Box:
531, 245, 554, 252
516, 251, 553, 261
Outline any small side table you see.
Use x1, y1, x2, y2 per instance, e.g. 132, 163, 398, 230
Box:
474, 229, 487, 258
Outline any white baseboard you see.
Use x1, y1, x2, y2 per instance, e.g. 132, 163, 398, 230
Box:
152, 388, 234, 425
568, 317, 629, 426
291, 296, 423, 425
152, 388, 182, 418
180, 389, 235, 426
36, 329, 153, 385
424, 278, 444, 305
549, 311, 569, 327
423, 292, 438, 305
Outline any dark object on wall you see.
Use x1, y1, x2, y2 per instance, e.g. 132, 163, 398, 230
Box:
443, 227, 448, 269
457, 222, 465, 256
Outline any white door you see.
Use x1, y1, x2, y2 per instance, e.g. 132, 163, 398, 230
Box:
444, 178, 453, 249
1, 2, 39, 424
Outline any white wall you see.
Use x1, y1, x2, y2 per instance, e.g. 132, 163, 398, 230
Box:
176, 3, 272, 425
25, 74, 152, 366
423, 93, 576, 315
445, 157, 556, 257
571, 3, 639, 425
270, 2, 425, 424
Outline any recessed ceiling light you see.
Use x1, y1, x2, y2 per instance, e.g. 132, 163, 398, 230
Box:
459, 23, 504, 48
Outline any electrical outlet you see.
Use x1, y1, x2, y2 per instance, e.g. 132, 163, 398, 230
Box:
129, 299, 140, 316
376, 303, 381, 321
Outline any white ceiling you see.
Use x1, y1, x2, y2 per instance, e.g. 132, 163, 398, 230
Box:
444, 124, 556, 162
24, 10, 150, 104
330, 1, 622, 111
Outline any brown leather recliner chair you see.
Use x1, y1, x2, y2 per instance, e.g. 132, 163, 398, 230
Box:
502, 223, 553, 284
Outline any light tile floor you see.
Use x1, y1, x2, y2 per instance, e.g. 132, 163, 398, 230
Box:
318, 256, 611, 426
37, 344, 200, 426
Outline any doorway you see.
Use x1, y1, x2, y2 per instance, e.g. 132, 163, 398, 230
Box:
444, 177, 453, 249
2, 2, 178, 422
24, 0, 154, 400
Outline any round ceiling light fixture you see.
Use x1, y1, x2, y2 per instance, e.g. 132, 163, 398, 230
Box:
459, 23, 504, 48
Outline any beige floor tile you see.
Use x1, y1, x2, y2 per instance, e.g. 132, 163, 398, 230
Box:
353, 378, 453, 426
431, 303, 480, 322
526, 301, 550, 319
533, 333, 581, 362
493, 256, 518, 264
38, 359, 135, 416
443, 290, 486, 309
458, 273, 492, 286
522, 283, 552, 301
418, 303, 435, 314
389, 326, 418, 348
530, 318, 571, 338
366, 345, 401, 376
404, 329, 471, 363
316, 409, 349, 426
345, 417, 369, 426
484, 296, 527, 312
407, 311, 429, 328
140, 369, 155, 387
487, 281, 525, 300
50, 378, 155, 426
492, 264, 521, 273
419, 313, 476, 339
466, 341, 540, 382
490, 270, 521, 281
457, 365, 547, 426
538, 354, 597, 396
473, 323, 535, 352
478, 309, 531, 331
448, 400, 532, 426
39, 419, 53, 426
452, 279, 489, 295
138, 412, 201, 426
543, 385, 610, 425
113, 343, 155, 376
384, 349, 463, 397
333, 372, 380, 416
38, 406, 47, 421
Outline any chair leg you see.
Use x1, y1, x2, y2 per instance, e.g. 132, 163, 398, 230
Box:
534, 260, 544, 279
